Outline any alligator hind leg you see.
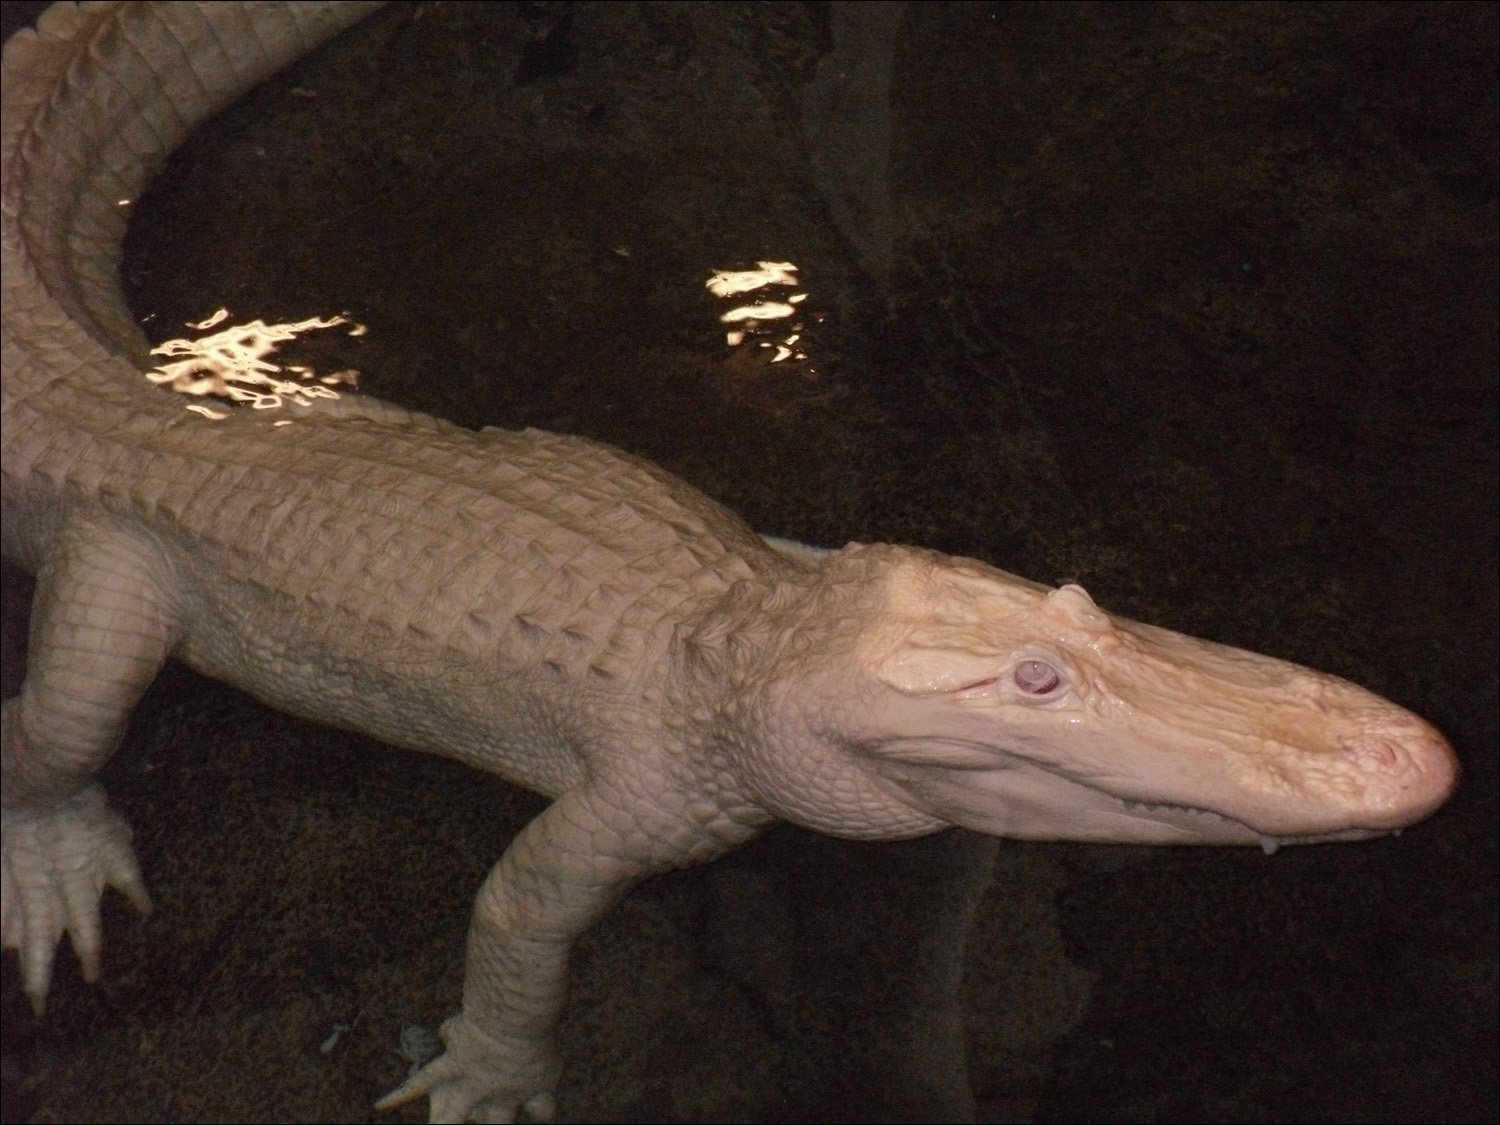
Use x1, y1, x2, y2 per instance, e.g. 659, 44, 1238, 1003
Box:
1, 519, 180, 1012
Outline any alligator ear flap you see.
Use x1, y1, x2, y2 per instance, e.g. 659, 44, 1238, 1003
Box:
875, 644, 1003, 696
1046, 584, 1111, 632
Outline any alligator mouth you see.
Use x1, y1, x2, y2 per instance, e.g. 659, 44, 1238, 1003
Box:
1119, 798, 1386, 853
872, 738, 1401, 849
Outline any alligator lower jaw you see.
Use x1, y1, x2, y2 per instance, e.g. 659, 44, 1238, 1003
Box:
1119, 799, 1388, 854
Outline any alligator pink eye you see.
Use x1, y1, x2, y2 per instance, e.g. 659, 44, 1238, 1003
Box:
1014, 660, 1061, 695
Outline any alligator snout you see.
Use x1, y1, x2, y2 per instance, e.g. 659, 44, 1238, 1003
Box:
1338, 720, 1459, 830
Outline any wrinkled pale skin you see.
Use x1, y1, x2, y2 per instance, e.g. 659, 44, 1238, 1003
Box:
0, 5, 1459, 1124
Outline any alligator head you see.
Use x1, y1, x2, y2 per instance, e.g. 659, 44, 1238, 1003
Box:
742, 544, 1458, 851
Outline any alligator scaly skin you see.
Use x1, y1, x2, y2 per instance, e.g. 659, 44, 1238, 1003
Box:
0, 6, 1459, 1122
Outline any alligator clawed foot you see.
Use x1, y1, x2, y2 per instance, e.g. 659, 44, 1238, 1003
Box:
1, 782, 152, 1013
376, 1013, 560, 1124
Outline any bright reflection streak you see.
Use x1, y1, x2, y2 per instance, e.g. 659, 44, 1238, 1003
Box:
720, 302, 796, 323
147, 308, 365, 415
188, 308, 231, 330
705, 260, 811, 365
705, 261, 799, 297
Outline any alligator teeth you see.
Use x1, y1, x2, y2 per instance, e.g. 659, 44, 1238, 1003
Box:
1124, 798, 1217, 818
1260, 836, 1281, 856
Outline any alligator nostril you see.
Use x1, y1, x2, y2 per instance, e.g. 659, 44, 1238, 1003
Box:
1339, 737, 1399, 772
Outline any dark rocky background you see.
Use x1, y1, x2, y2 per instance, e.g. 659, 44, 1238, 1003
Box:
3, 3, 1494, 1122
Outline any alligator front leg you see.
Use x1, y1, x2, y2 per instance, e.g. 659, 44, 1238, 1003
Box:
1, 520, 177, 1010
378, 780, 765, 1124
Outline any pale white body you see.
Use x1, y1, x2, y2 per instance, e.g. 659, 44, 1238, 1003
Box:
0, 5, 1458, 1122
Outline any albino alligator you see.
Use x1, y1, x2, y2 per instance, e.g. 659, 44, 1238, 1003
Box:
0, 4, 1460, 1122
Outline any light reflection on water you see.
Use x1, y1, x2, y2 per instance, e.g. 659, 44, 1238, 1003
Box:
146, 307, 365, 418
707, 261, 810, 364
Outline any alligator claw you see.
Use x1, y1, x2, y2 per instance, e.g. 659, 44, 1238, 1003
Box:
376, 1013, 560, 1124
1, 784, 151, 1013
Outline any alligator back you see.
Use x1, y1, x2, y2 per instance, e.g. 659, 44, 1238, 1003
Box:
1, 2, 773, 790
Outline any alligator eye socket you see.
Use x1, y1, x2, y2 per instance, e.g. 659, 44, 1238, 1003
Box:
1014, 660, 1061, 695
